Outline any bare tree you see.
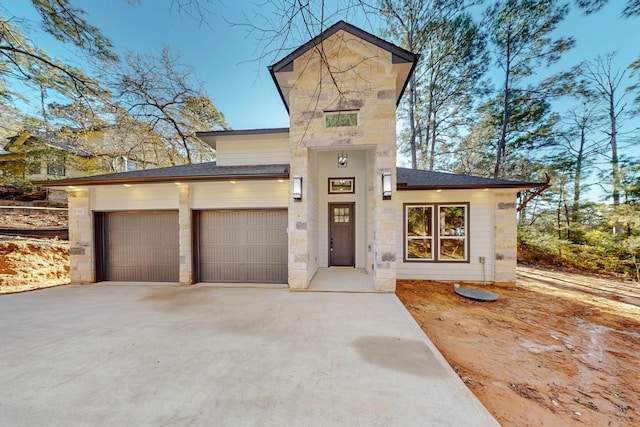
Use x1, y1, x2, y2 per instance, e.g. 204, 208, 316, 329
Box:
113, 48, 228, 165
574, 53, 630, 206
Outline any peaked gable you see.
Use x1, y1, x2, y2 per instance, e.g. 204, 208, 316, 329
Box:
269, 21, 419, 113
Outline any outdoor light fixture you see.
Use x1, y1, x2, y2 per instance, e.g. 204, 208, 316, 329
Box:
337, 151, 348, 168
382, 171, 392, 200
293, 176, 302, 201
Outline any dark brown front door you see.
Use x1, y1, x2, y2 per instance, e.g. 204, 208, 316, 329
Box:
329, 203, 355, 267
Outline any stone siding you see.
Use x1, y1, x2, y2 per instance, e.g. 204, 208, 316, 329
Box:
286, 30, 399, 291
493, 192, 518, 286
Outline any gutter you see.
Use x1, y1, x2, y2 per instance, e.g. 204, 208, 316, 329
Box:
34, 172, 290, 188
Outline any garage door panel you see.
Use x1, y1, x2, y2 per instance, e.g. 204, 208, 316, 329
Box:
246, 266, 287, 282
199, 210, 287, 284
105, 211, 179, 282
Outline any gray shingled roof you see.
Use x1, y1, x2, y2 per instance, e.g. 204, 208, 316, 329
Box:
37, 162, 290, 186
397, 167, 544, 190
38, 161, 542, 190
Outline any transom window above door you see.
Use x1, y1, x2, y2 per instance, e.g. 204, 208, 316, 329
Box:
325, 111, 358, 127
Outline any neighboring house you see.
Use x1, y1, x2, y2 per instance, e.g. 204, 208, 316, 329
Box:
40, 21, 543, 292
0, 130, 106, 182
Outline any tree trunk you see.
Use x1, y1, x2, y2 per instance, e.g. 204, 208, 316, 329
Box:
427, 66, 436, 171
609, 92, 621, 206
429, 110, 437, 171
573, 123, 585, 223
494, 37, 511, 179
408, 75, 417, 169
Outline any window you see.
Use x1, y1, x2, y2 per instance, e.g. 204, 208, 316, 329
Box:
406, 206, 433, 260
333, 207, 350, 223
325, 111, 358, 127
47, 157, 66, 176
26, 157, 41, 175
405, 203, 468, 262
439, 205, 466, 260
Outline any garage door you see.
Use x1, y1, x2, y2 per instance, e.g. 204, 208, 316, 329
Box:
198, 210, 288, 283
103, 211, 179, 282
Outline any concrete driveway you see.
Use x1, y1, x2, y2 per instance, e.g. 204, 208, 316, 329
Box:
0, 285, 498, 426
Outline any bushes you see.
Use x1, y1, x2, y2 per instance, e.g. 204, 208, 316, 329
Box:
518, 227, 640, 281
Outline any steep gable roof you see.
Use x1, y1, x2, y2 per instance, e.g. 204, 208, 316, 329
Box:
269, 20, 419, 113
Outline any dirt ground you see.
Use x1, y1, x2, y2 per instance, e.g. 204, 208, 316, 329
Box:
0, 236, 70, 293
397, 268, 640, 426
0, 207, 70, 293
0, 209, 68, 228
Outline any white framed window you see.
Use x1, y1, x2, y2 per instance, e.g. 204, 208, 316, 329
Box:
405, 203, 469, 262
325, 111, 358, 127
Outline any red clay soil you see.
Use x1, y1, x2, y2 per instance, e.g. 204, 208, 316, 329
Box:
397, 268, 640, 426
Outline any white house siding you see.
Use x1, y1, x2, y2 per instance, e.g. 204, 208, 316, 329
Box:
396, 189, 495, 283
190, 180, 288, 209
215, 137, 290, 166
92, 184, 179, 211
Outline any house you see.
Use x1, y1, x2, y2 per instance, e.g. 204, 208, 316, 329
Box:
0, 130, 107, 183
40, 21, 542, 292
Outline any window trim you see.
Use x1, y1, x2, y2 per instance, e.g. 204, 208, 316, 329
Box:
324, 110, 359, 128
47, 157, 66, 177
405, 204, 435, 261
404, 202, 470, 263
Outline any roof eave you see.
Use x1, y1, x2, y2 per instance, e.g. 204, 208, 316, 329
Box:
35, 172, 290, 188
396, 53, 421, 106
268, 65, 290, 114
397, 182, 546, 191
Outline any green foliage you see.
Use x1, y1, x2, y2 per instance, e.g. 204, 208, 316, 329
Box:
574, 0, 640, 17
483, 0, 575, 178
380, 0, 488, 170
519, 203, 640, 281
455, 91, 557, 180
31, 0, 118, 62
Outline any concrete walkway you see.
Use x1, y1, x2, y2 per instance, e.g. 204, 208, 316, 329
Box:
0, 285, 498, 426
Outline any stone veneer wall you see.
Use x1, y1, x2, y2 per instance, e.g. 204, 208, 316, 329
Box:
67, 189, 94, 284
286, 30, 399, 291
178, 185, 192, 285
493, 191, 519, 286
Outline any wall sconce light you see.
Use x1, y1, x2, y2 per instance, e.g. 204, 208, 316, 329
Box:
382, 171, 392, 200
337, 151, 348, 168
293, 176, 302, 201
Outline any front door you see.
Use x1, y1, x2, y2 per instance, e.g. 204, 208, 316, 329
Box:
329, 203, 355, 267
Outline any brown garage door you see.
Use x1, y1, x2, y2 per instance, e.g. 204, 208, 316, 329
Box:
102, 211, 179, 282
198, 210, 287, 283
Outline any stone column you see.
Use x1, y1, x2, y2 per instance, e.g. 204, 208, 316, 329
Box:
288, 146, 310, 289
494, 191, 518, 287
373, 147, 398, 293
67, 188, 94, 284
178, 185, 192, 285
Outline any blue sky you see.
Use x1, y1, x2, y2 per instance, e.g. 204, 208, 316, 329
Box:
4, 1, 639, 132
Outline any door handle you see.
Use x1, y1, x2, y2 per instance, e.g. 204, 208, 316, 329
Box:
330, 237, 334, 252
